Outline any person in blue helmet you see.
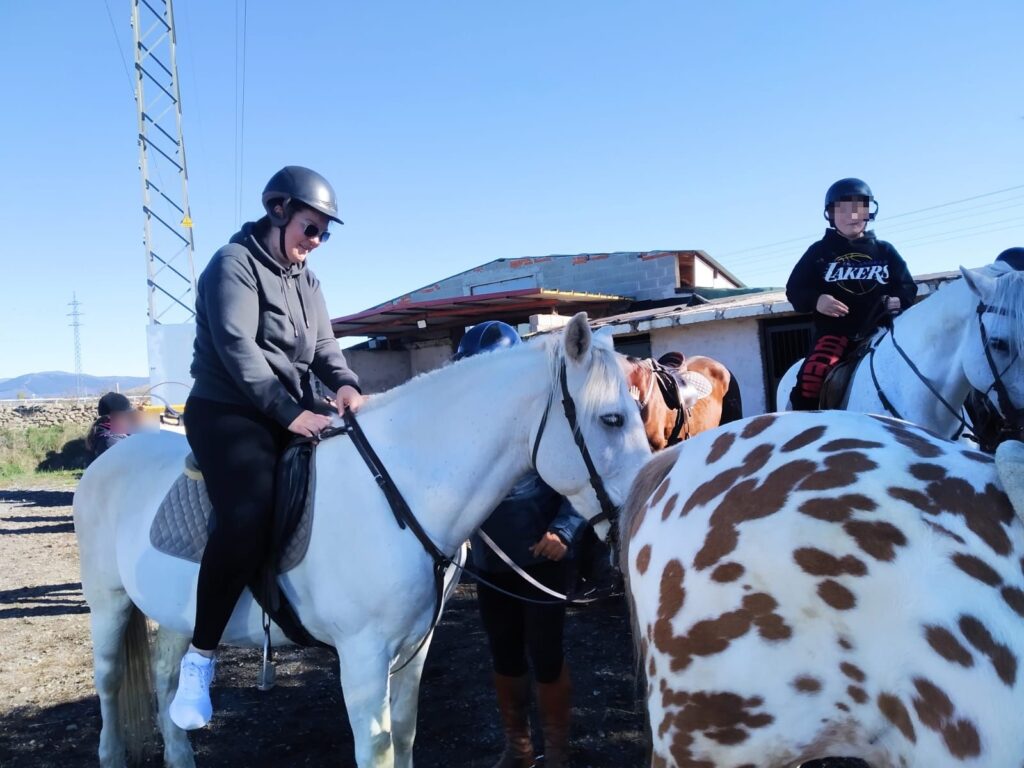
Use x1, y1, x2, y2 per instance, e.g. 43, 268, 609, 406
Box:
456, 320, 585, 768
786, 178, 917, 410
996, 246, 1024, 271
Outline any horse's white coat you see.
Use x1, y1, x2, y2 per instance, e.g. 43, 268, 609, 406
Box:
74, 315, 652, 767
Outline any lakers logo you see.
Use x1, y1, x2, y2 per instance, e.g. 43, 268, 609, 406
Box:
823, 252, 890, 296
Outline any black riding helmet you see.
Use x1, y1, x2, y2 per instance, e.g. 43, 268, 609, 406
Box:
454, 320, 521, 361
997, 247, 1024, 271
823, 177, 878, 224
262, 166, 343, 227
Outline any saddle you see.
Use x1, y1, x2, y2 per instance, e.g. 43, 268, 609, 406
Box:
149, 439, 324, 648
818, 337, 874, 410
652, 354, 705, 444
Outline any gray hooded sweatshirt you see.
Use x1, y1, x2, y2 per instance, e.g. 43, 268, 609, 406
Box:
189, 221, 360, 427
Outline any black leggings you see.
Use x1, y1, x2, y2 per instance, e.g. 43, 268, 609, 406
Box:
476, 561, 569, 684
183, 396, 290, 651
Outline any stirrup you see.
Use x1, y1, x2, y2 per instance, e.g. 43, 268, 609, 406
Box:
257, 610, 276, 691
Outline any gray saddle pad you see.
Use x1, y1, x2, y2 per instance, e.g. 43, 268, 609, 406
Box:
149, 459, 313, 573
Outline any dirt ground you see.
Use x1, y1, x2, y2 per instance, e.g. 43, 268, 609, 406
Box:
0, 481, 649, 768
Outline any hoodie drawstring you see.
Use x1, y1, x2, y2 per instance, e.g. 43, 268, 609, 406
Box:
279, 273, 310, 337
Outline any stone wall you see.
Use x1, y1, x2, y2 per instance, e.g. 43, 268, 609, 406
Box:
0, 400, 140, 430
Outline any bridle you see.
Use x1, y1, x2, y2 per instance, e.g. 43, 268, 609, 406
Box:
312, 350, 628, 669
972, 301, 1024, 446
868, 299, 1023, 449
531, 357, 621, 534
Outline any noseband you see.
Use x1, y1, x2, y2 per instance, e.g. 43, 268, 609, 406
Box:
974, 301, 1024, 445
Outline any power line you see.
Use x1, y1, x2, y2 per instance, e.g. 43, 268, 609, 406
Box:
742, 221, 1024, 277
885, 183, 1024, 221
730, 202, 1024, 272
718, 183, 1024, 263
102, 0, 136, 101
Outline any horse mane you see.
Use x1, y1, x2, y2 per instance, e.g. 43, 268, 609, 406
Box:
988, 267, 1024, 362
358, 331, 626, 420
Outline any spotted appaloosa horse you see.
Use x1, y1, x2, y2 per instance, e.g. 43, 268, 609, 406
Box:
626, 353, 743, 450
622, 410, 1024, 767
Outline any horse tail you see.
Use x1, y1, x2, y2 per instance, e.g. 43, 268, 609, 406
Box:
720, 369, 743, 425
119, 604, 154, 765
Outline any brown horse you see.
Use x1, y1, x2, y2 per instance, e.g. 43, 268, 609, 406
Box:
624, 352, 742, 450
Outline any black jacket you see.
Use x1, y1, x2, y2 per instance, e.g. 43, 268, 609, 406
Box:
469, 474, 587, 573
190, 221, 360, 427
786, 229, 917, 336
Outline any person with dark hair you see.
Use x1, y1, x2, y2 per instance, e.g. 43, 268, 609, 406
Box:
85, 392, 140, 462
786, 178, 917, 410
456, 321, 585, 768
169, 166, 364, 730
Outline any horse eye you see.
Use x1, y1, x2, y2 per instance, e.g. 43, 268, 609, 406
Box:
601, 413, 625, 428
991, 338, 1010, 353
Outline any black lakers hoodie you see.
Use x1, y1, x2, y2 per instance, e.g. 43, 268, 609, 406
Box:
786, 228, 917, 336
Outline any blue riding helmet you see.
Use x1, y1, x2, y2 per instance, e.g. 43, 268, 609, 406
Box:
997, 247, 1024, 271
454, 320, 521, 360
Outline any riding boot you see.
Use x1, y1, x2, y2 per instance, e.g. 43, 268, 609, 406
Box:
536, 663, 572, 767
490, 673, 535, 768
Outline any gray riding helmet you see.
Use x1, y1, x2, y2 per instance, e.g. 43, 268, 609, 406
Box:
261, 166, 344, 227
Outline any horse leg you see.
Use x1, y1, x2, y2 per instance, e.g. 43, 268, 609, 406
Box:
152, 625, 195, 768
338, 638, 396, 767
90, 593, 153, 767
389, 632, 435, 768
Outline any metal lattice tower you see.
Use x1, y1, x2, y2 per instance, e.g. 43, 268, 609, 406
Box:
131, 0, 197, 324
68, 294, 84, 397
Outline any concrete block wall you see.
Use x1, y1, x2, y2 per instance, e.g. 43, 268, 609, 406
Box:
385, 251, 691, 307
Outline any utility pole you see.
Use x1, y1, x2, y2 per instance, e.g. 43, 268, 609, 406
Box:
131, 0, 196, 325
68, 294, 84, 397
130, 0, 197, 409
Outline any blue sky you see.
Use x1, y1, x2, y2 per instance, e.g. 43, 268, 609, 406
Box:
1, 1, 1021, 379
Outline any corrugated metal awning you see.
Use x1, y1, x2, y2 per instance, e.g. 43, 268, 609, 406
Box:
332, 288, 628, 337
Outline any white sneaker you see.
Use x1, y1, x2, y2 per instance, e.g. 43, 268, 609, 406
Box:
169, 651, 216, 730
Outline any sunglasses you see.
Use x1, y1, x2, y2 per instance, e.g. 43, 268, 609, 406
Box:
301, 222, 331, 242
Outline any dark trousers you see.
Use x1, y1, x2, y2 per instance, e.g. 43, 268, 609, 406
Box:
791, 332, 850, 410
183, 396, 290, 651
476, 561, 570, 684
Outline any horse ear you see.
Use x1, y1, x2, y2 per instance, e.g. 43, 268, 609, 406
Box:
961, 266, 996, 300
564, 312, 592, 363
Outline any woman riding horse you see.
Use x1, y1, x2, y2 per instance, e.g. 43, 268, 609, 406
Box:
169, 166, 365, 730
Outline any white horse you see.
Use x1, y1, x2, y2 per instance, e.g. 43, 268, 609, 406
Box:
777, 263, 1024, 441
73, 313, 652, 768
623, 410, 1024, 766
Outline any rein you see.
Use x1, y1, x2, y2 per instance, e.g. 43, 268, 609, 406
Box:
867, 299, 1022, 447
975, 302, 1024, 444
311, 353, 623, 667
531, 358, 621, 530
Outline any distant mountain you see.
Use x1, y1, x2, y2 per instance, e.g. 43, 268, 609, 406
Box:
0, 372, 149, 400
